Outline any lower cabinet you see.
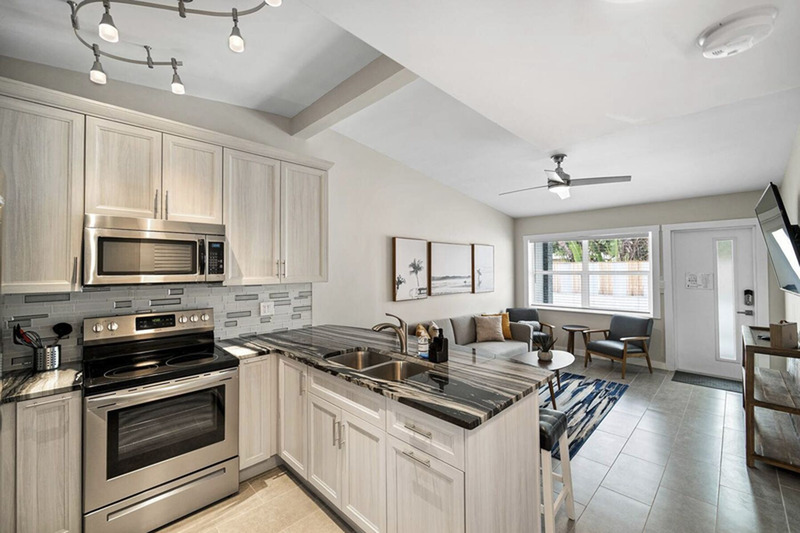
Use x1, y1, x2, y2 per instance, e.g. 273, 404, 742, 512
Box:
278, 355, 308, 478
386, 434, 465, 533
308, 394, 343, 506
239, 354, 277, 470
15, 391, 82, 533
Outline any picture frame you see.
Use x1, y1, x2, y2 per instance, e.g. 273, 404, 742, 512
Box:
472, 244, 495, 293
429, 242, 473, 296
392, 237, 429, 301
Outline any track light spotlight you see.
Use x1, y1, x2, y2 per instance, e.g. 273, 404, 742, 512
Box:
98, 0, 119, 43
229, 8, 245, 53
170, 58, 185, 95
89, 44, 107, 85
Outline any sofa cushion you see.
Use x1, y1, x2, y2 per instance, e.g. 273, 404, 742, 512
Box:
475, 316, 505, 342
507, 307, 540, 323
429, 318, 455, 345
451, 315, 477, 345
483, 313, 512, 339
463, 340, 529, 358
587, 339, 643, 358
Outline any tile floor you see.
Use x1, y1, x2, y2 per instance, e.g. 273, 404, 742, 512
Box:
159, 356, 800, 533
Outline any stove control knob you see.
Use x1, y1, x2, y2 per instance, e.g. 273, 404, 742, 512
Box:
190, 314, 199, 323
178, 315, 188, 324
108, 322, 119, 331
200, 313, 210, 322
92, 323, 104, 333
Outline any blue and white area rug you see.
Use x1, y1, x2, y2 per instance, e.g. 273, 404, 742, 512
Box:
538, 372, 628, 460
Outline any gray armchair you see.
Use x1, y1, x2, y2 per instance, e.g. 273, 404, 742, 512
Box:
506, 308, 555, 346
582, 315, 653, 380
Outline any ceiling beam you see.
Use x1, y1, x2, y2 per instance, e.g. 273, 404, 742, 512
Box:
289, 54, 417, 139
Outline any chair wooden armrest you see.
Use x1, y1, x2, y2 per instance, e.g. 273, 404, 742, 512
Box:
583, 328, 610, 341
540, 321, 555, 334
620, 336, 650, 342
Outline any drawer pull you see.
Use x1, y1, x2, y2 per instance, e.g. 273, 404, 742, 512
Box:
402, 450, 431, 468
404, 422, 432, 439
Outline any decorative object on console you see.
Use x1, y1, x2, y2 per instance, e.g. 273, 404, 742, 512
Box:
392, 237, 429, 301
533, 335, 558, 361
66, 0, 279, 92
770, 320, 798, 349
429, 242, 473, 295
474, 315, 505, 343
472, 244, 495, 293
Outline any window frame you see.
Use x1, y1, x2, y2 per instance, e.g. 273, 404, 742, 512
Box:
523, 225, 661, 318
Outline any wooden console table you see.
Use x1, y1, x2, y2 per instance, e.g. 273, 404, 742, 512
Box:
742, 325, 800, 472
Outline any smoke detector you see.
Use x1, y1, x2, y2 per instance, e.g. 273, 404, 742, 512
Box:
697, 6, 779, 59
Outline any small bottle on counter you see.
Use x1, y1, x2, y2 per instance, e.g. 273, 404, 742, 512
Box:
417, 335, 429, 359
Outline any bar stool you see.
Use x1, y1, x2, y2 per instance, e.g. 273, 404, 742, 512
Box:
540, 408, 576, 533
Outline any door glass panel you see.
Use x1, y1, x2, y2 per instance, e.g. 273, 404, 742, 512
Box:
107, 385, 225, 479
716, 240, 737, 361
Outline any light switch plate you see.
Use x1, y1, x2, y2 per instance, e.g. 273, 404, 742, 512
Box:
260, 301, 274, 316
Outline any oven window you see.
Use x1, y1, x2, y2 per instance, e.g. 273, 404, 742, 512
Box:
98, 237, 197, 275
107, 385, 225, 479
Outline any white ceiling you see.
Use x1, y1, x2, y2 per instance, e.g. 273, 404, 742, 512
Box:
0, 0, 380, 117
334, 80, 800, 217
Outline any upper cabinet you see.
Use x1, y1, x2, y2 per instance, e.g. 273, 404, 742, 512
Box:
282, 163, 328, 283
0, 96, 84, 294
86, 118, 223, 223
224, 149, 281, 285
225, 153, 328, 285
162, 134, 223, 224
85, 117, 162, 219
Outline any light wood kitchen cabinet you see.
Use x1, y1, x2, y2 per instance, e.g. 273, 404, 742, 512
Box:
239, 355, 277, 470
15, 391, 82, 533
278, 355, 308, 478
223, 149, 281, 284
281, 162, 328, 283
308, 394, 343, 507
0, 96, 84, 294
162, 134, 223, 224
85, 116, 162, 219
386, 434, 465, 533
341, 411, 387, 533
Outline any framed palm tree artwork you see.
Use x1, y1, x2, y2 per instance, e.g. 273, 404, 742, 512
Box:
393, 237, 429, 301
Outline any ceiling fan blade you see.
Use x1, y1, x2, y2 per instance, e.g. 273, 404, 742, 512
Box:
498, 184, 549, 196
544, 169, 567, 184
569, 175, 632, 187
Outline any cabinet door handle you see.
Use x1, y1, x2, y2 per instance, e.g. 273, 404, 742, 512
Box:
333, 419, 339, 447
404, 422, 432, 439
72, 256, 78, 285
402, 450, 430, 468
165, 190, 169, 220
299, 372, 305, 395
276, 260, 280, 277
281, 260, 286, 277
338, 420, 345, 449
154, 189, 159, 218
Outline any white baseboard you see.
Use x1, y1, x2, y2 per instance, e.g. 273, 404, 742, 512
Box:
569, 347, 668, 371
239, 455, 281, 483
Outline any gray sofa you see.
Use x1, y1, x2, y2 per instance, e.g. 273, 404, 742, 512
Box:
424, 315, 533, 358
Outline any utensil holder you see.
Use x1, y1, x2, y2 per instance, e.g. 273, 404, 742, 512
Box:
34, 345, 60, 371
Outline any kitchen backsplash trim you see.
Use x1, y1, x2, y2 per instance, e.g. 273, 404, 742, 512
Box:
1, 283, 312, 372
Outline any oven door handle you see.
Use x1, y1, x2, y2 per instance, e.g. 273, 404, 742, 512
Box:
86, 370, 236, 411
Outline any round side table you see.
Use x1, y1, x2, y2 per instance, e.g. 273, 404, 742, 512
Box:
562, 325, 588, 355
511, 350, 575, 409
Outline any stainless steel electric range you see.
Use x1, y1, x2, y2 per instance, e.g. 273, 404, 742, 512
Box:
81, 308, 239, 533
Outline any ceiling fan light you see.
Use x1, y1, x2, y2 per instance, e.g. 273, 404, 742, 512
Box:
551, 185, 570, 200
98, 5, 119, 43
229, 25, 245, 53
266, 0, 282, 6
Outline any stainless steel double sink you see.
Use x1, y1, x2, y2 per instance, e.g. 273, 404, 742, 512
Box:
324, 349, 429, 382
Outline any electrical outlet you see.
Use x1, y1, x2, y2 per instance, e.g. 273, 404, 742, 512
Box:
260, 302, 274, 316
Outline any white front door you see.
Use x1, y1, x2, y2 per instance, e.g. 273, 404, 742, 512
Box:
671, 225, 759, 380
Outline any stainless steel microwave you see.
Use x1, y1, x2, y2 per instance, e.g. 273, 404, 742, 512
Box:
84, 215, 225, 286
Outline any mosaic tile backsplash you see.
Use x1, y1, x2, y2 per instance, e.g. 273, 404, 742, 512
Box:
1, 283, 312, 372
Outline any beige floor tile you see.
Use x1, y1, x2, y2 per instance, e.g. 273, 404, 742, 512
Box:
215, 485, 320, 533
577, 430, 627, 466
622, 428, 674, 466
660, 454, 720, 505
716, 485, 788, 533
644, 486, 716, 533
636, 409, 683, 438
719, 453, 781, 501
598, 410, 642, 439
278, 509, 351, 533
601, 453, 665, 505
574, 487, 650, 533
249, 468, 301, 503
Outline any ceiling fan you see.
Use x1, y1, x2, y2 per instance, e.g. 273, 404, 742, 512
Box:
499, 154, 632, 199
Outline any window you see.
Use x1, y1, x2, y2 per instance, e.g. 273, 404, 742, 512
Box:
525, 227, 659, 315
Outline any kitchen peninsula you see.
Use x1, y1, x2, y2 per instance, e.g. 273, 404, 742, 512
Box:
232, 325, 553, 533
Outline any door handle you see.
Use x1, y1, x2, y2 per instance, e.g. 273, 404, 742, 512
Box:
154, 189, 159, 218
165, 190, 169, 220
737, 310, 754, 316
338, 420, 345, 449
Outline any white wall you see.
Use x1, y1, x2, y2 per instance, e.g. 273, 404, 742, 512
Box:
0, 56, 514, 329
514, 191, 777, 365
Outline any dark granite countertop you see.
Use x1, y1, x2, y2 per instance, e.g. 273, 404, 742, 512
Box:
0, 362, 83, 404
225, 325, 553, 430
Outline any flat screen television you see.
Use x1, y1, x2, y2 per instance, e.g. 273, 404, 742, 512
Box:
755, 182, 800, 295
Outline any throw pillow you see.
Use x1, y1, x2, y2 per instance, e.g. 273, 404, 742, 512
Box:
483, 312, 512, 339
475, 315, 505, 342
519, 320, 541, 331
